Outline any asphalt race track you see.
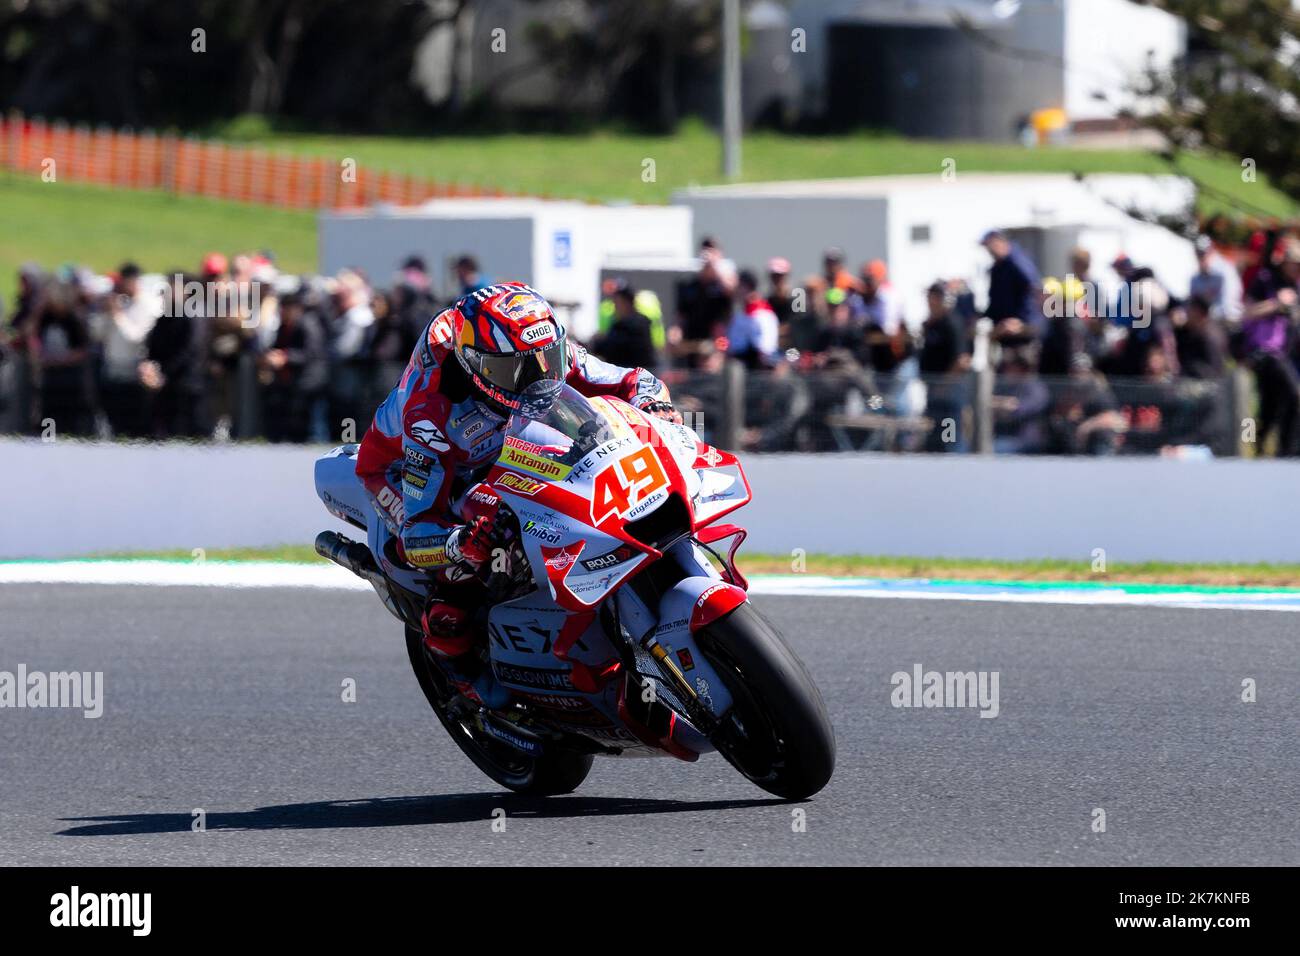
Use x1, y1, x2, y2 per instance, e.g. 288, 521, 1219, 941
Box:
2, 584, 1297, 866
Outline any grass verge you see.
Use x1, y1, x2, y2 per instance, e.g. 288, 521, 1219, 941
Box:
0, 171, 316, 307
82, 545, 1300, 588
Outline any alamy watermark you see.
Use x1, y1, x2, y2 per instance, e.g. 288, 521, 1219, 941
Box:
1042, 275, 1153, 328
0, 665, 104, 718
50, 886, 150, 936
890, 663, 1000, 718
157, 275, 263, 326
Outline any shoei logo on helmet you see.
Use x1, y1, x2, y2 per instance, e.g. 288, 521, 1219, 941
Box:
519, 321, 556, 346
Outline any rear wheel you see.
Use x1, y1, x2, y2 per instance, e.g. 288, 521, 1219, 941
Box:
405, 626, 594, 795
696, 603, 835, 800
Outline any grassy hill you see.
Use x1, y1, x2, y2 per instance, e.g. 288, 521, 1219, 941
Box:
3, 123, 1297, 309
211, 118, 1298, 215
0, 170, 316, 308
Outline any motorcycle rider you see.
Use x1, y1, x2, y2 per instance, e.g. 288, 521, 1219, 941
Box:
356, 282, 679, 704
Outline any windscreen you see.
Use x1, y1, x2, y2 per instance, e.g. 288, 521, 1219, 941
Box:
502, 384, 622, 467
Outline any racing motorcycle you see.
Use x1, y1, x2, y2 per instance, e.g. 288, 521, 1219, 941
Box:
313, 385, 834, 800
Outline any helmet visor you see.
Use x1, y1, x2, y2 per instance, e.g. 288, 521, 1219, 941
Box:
465, 339, 567, 396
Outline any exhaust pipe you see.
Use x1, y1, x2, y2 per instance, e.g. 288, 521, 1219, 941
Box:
316, 531, 405, 622
315, 530, 375, 576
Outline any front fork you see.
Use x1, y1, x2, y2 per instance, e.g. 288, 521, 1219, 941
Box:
611, 574, 739, 730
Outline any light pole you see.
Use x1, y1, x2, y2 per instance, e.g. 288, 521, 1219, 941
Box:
721, 0, 741, 180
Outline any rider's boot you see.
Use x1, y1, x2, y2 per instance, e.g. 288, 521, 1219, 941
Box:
422, 600, 510, 710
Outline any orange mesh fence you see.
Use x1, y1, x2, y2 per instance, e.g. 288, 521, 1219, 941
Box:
0, 112, 504, 209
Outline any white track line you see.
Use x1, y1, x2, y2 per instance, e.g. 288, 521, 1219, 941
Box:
2, 561, 1299, 612
0, 560, 368, 590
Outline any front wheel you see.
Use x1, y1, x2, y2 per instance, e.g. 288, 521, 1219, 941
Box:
696, 603, 835, 800
405, 626, 594, 795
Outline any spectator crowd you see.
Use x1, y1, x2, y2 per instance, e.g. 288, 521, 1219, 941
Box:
2, 220, 1298, 457
0, 252, 476, 444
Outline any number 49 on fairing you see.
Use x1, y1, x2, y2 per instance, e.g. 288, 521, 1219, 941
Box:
591, 447, 668, 525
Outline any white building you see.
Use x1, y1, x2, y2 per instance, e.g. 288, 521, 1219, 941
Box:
318, 198, 693, 339
318, 173, 1201, 338
675, 173, 1198, 326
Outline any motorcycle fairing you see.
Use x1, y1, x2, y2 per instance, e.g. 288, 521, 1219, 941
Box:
485, 597, 712, 757
637, 412, 752, 529
314, 445, 426, 595
485, 392, 754, 614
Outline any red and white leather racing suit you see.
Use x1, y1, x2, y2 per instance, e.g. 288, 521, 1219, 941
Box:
355, 311, 670, 655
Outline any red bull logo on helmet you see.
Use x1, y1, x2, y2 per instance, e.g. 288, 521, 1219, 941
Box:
497, 290, 551, 323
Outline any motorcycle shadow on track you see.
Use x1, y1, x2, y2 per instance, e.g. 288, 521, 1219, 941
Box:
56, 793, 789, 837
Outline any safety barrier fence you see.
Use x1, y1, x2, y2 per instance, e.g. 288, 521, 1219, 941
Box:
3, 436, 1296, 561
0, 112, 511, 209
0, 340, 1251, 456
665, 365, 1245, 456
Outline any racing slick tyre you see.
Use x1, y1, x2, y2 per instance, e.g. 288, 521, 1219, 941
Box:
696, 603, 835, 800
405, 626, 594, 795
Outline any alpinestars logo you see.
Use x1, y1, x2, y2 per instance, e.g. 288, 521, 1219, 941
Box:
410, 420, 450, 452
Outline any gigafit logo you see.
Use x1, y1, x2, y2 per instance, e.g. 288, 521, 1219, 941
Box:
50, 886, 151, 936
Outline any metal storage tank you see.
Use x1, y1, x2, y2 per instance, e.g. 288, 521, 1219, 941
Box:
824, 4, 1063, 141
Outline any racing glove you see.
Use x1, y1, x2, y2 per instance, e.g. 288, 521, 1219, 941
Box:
636, 398, 683, 424
445, 515, 495, 569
